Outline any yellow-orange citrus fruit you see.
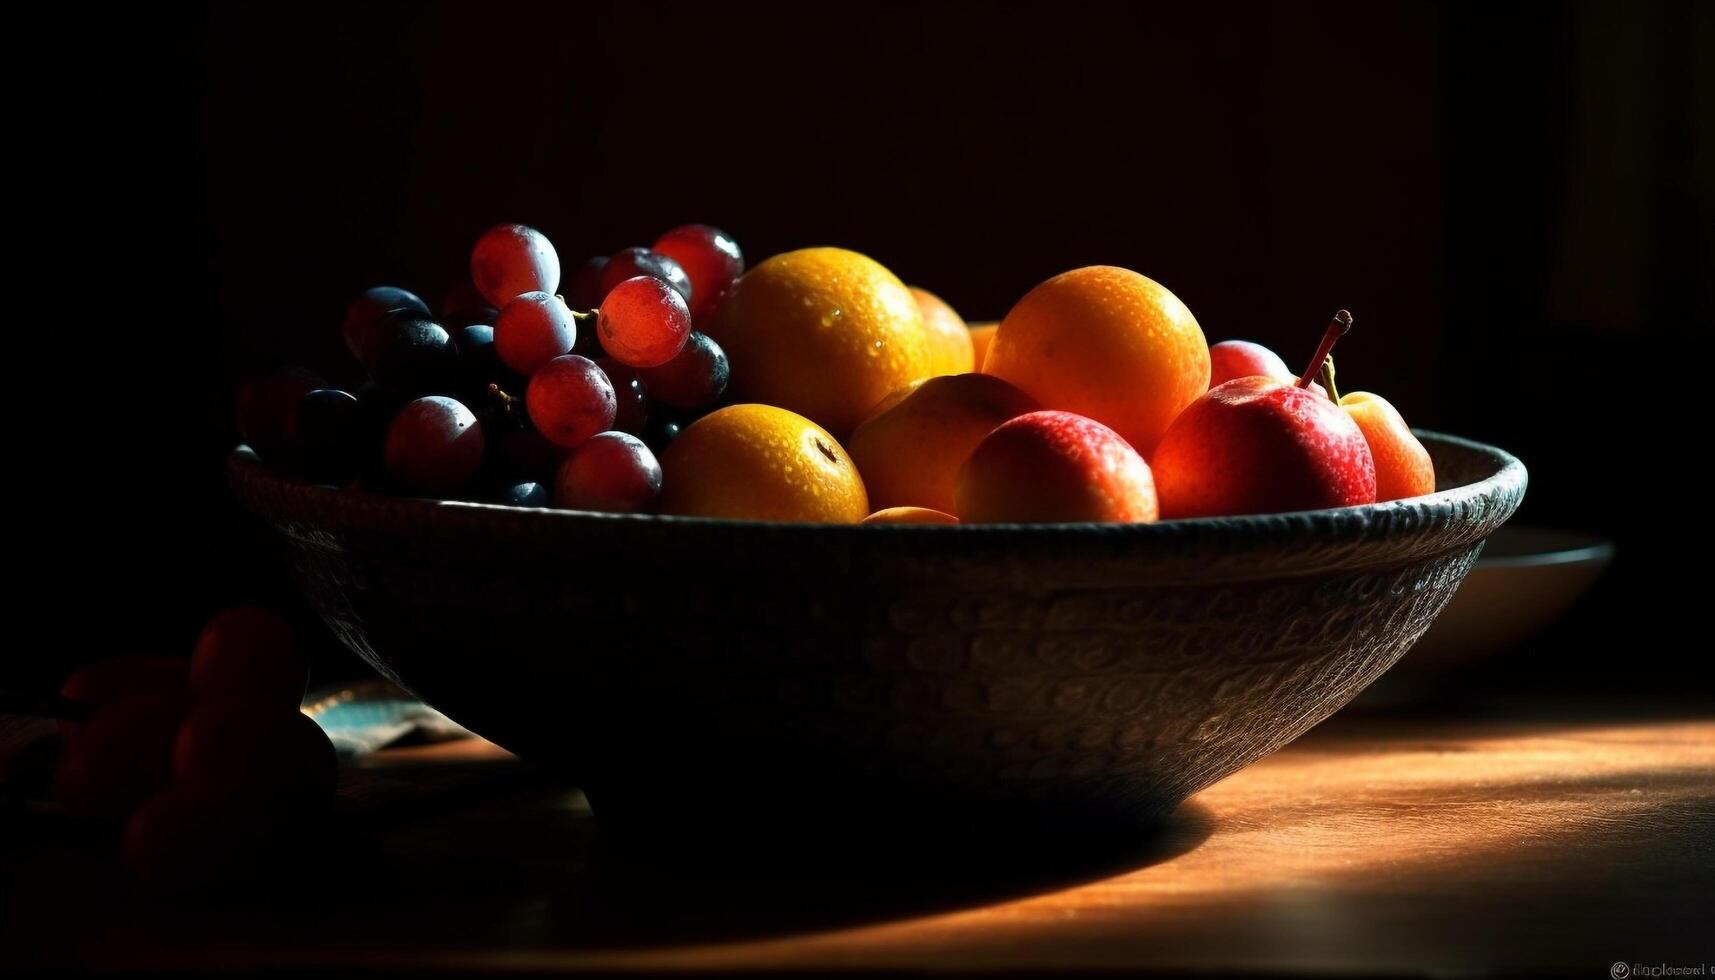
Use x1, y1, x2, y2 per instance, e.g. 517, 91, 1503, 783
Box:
984, 266, 1209, 456
657, 404, 868, 522
704, 248, 931, 437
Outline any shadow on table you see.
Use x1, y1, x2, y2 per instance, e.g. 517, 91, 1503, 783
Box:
544, 799, 1217, 948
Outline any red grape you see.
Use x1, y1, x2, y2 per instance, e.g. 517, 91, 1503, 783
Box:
597, 275, 692, 368
526, 355, 616, 448
554, 432, 662, 513
595, 357, 650, 435
470, 223, 560, 307
652, 224, 743, 320
343, 287, 428, 359
567, 255, 609, 311
599, 247, 692, 307
494, 291, 576, 375
383, 396, 486, 494
190, 607, 307, 711
638, 331, 729, 408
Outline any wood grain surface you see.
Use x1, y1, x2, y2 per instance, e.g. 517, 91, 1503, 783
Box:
6, 714, 1711, 975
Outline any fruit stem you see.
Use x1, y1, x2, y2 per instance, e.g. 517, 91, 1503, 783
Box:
1320, 354, 1343, 402
1298, 310, 1353, 389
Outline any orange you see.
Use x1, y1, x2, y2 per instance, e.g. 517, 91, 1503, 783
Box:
968, 321, 999, 370
657, 404, 869, 522
705, 248, 931, 437
984, 266, 1209, 456
847, 373, 1039, 514
909, 287, 975, 377
861, 506, 959, 525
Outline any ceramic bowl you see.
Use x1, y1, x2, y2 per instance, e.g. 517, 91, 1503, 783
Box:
230, 431, 1525, 840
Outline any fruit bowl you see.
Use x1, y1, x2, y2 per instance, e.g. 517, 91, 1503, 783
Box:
230, 431, 1524, 843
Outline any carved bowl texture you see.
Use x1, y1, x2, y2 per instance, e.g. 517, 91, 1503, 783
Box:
230, 431, 1524, 840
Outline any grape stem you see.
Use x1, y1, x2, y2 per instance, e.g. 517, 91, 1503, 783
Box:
1298, 310, 1353, 389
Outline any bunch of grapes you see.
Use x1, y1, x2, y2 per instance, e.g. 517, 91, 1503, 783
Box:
238, 222, 741, 513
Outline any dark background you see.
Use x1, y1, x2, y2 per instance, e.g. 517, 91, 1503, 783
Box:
20, 1, 1711, 698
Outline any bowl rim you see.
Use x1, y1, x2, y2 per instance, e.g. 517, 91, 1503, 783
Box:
229, 428, 1525, 539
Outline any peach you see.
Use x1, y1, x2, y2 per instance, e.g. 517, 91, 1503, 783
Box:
910, 287, 976, 377
984, 267, 1208, 455
847, 373, 1039, 514
1340, 391, 1435, 501
955, 410, 1158, 524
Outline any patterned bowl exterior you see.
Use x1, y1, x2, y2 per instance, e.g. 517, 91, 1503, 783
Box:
231, 431, 1524, 837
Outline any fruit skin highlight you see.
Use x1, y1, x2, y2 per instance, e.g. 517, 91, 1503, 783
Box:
862, 506, 959, 525
657, 404, 868, 523
847, 373, 1039, 514
968, 322, 999, 370
1152, 376, 1377, 519
984, 266, 1209, 456
704, 248, 931, 439
955, 410, 1158, 524
1339, 391, 1435, 501
910, 287, 976, 377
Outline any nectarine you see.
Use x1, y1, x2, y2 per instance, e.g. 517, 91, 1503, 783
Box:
956, 410, 1158, 524
848, 373, 1039, 514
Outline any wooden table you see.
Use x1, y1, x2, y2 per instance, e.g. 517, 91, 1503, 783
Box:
6, 712, 1712, 975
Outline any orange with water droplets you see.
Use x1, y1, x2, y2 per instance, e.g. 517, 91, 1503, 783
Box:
984, 266, 1209, 455
909, 287, 975, 377
657, 404, 868, 523
704, 248, 931, 437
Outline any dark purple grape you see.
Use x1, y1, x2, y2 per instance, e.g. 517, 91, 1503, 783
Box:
440, 281, 497, 325
599, 247, 692, 307
451, 323, 521, 397
490, 428, 569, 483
382, 396, 485, 495
594, 357, 649, 436
343, 287, 428, 360
567, 256, 609, 311
641, 414, 683, 454
638, 332, 729, 408
495, 481, 549, 507
236, 369, 324, 467
360, 313, 457, 395
290, 389, 364, 485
